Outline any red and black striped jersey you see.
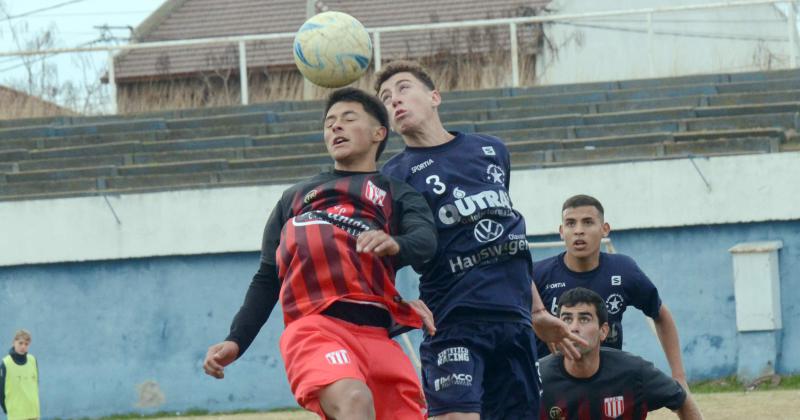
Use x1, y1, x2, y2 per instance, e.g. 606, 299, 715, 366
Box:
227, 169, 436, 355
539, 348, 687, 420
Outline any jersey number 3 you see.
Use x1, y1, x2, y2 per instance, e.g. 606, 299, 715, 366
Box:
426, 175, 446, 195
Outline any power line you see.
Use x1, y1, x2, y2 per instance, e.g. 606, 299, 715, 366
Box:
1, 0, 87, 22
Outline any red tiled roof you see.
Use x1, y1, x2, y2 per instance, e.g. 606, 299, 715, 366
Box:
114, 0, 550, 81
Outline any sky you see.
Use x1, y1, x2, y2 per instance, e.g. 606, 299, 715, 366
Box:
0, 0, 166, 110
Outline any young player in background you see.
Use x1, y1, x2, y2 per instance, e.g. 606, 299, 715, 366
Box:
533, 194, 688, 388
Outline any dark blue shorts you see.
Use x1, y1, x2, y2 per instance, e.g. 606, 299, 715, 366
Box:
420, 319, 541, 419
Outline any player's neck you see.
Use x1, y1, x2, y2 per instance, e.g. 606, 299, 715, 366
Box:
564, 351, 600, 378
563, 252, 601, 272
401, 119, 454, 148
334, 158, 377, 172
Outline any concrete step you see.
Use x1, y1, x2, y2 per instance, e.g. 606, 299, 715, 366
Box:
17, 155, 127, 172
139, 136, 252, 153
687, 113, 796, 132
0, 177, 99, 200
117, 160, 229, 177
4, 165, 116, 183
165, 112, 275, 130
27, 141, 141, 160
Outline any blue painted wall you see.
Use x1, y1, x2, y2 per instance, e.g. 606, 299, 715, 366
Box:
1, 221, 798, 418
529, 221, 800, 381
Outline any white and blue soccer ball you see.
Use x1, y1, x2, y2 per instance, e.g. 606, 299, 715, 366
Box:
293, 11, 372, 88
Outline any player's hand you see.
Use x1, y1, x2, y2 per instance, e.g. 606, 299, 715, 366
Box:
203, 340, 240, 379
674, 375, 689, 392
531, 311, 588, 360
407, 299, 436, 336
356, 230, 400, 256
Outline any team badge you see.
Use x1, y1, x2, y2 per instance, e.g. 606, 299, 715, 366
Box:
303, 189, 319, 204
548, 406, 565, 420
364, 180, 386, 207
606, 293, 624, 315
485, 164, 505, 184
603, 395, 625, 418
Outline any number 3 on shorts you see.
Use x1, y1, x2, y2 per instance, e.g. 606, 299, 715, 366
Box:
426, 175, 446, 195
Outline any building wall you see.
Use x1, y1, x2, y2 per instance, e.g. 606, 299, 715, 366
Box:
537, 0, 795, 84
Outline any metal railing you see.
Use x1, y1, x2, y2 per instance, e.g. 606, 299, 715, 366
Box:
0, 0, 795, 113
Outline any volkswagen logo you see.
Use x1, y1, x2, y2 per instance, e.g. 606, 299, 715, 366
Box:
474, 219, 504, 243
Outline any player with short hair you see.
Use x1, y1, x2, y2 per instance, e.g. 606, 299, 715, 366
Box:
539, 287, 703, 420
376, 60, 586, 419
203, 87, 437, 420
533, 194, 688, 388
1, 329, 41, 420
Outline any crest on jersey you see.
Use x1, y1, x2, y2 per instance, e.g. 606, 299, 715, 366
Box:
548, 406, 565, 420
474, 218, 504, 243
606, 293, 624, 315
486, 164, 505, 184
603, 395, 625, 418
303, 189, 319, 204
364, 180, 386, 207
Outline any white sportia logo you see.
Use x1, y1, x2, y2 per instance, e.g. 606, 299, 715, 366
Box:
473, 219, 504, 243
325, 349, 351, 365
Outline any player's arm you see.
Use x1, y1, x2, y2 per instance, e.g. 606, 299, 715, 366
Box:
654, 304, 688, 387
675, 393, 703, 420
630, 262, 688, 387
357, 181, 437, 266
530, 282, 588, 360
639, 353, 703, 419
203, 200, 285, 379
0, 361, 6, 413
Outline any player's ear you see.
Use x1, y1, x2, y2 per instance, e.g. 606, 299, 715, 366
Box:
601, 222, 611, 238
599, 322, 610, 341
559, 224, 565, 240
431, 89, 442, 108
373, 125, 387, 143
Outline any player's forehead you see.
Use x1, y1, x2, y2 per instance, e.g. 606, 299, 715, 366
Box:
560, 303, 597, 317
379, 72, 422, 93
562, 205, 602, 220
325, 100, 366, 119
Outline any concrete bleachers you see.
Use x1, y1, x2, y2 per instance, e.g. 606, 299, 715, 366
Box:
1, 68, 800, 200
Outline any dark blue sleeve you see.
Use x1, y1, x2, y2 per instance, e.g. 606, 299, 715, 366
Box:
0, 361, 6, 413
627, 258, 662, 319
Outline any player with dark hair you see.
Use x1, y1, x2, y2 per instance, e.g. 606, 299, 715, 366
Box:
376, 60, 586, 419
203, 87, 437, 419
533, 194, 689, 388
539, 287, 703, 420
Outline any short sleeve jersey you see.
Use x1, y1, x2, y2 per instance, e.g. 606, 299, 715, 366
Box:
382, 132, 533, 323
533, 252, 662, 357
539, 348, 686, 420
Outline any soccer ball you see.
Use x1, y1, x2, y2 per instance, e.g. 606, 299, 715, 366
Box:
293, 11, 372, 88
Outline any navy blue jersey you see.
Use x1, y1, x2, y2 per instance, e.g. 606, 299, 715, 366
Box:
382, 132, 533, 324
533, 252, 662, 357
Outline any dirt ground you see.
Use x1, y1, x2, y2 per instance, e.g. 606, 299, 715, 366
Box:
153, 389, 800, 419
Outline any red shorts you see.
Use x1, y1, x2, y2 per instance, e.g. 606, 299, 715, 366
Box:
279, 314, 427, 419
